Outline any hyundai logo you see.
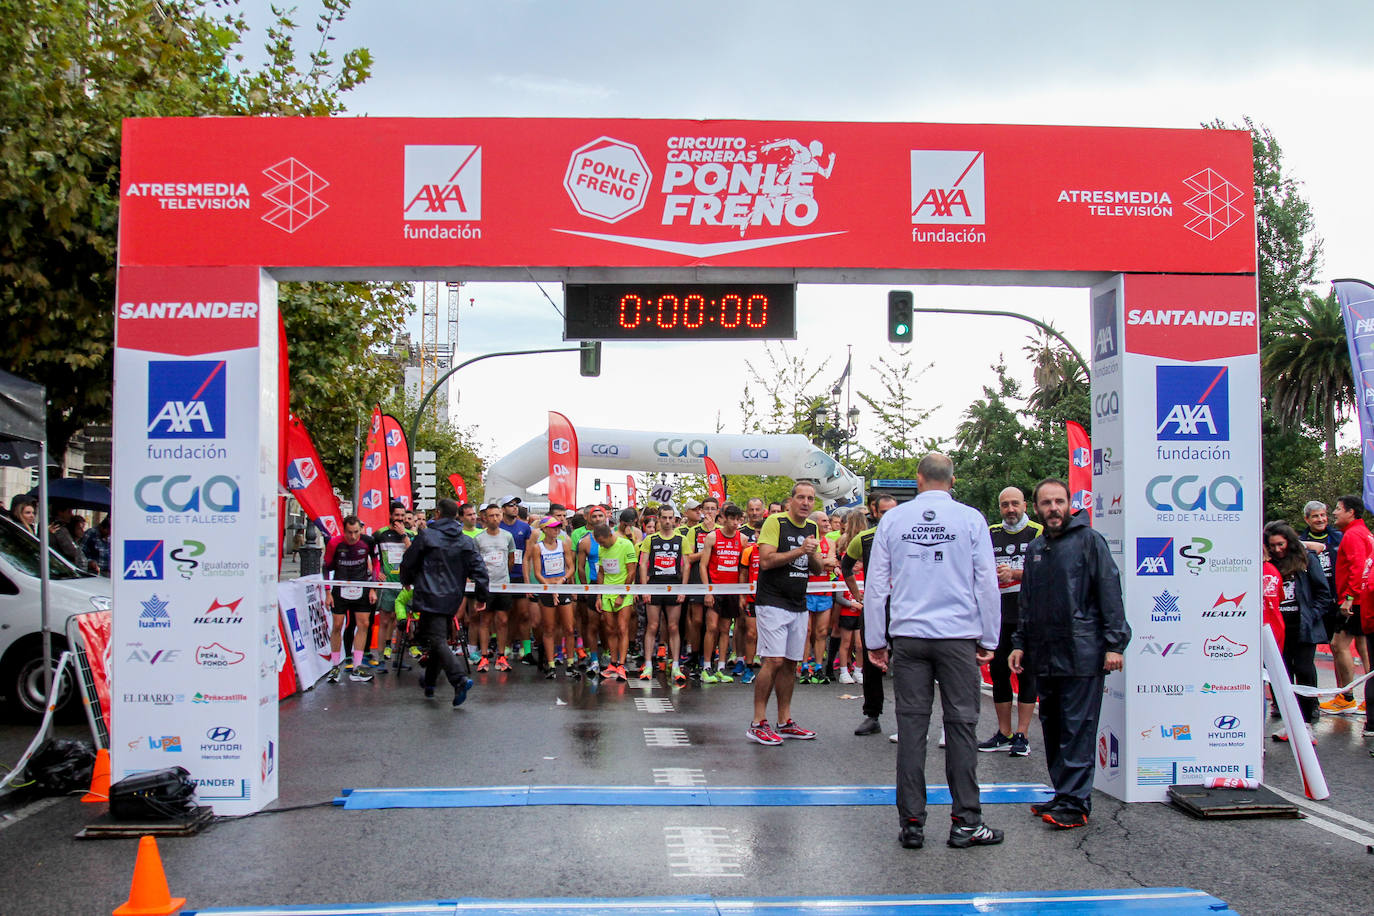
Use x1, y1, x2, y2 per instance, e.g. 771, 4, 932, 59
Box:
206, 726, 237, 742
1212, 716, 1239, 731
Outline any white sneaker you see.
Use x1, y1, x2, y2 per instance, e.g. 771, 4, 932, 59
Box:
852, 667, 864, 684
1272, 725, 1289, 743
938, 727, 946, 748
838, 668, 855, 684
889, 733, 899, 743
1306, 724, 1318, 745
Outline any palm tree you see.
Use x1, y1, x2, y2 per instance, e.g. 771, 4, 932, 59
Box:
1262, 290, 1354, 457
1022, 326, 1089, 417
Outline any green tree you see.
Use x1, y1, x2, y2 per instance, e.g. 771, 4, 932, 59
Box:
0, 0, 377, 457
1262, 290, 1354, 458
378, 391, 484, 503
1022, 327, 1089, 424
738, 343, 832, 436
1272, 447, 1363, 528
855, 347, 939, 478
948, 361, 1061, 519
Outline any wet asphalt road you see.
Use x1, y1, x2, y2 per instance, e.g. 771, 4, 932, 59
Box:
1, 661, 1370, 915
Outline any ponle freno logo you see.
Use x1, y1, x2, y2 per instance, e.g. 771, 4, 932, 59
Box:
285, 458, 317, 491
564, 137, 652, 224
403, 145, 481, 221
910, 150, 985, 226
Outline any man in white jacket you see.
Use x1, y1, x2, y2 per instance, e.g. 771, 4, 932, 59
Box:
865, 453, 1003, 851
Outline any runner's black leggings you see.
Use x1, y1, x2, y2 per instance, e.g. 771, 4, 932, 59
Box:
990, 612, 1036, 704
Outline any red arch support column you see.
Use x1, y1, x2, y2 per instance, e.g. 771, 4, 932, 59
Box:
111, 265, 281, 816
1090, 273, 1262, 801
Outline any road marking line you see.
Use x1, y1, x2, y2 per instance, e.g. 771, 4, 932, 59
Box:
0, 795, 62, 832
643, 727, 690, 747
664, 825, 743, 877
635, 697, 675, 714
654, 767, 706, 787
1266, 784, 1374, 846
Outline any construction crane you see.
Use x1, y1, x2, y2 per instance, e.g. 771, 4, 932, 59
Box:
418, 282, 455, 398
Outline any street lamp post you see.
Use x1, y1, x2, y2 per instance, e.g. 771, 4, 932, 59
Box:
909, 305, 1091, 379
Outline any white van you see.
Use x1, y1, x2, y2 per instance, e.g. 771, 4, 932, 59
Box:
0, 514, 111, 720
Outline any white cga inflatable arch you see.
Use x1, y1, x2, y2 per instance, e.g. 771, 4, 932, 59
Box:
483, 427, 863, 509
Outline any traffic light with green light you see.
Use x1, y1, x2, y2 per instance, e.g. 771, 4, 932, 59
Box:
887, 290, 913, 342
579, 340, 602, 377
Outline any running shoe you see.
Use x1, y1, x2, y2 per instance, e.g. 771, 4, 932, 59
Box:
1319, 695, 1357, 714
476, 656, 490, 673
1009, 733, 1030, 757
776, 719, 817, 739
948, 821, 1005, 847
326, 665, 340, 684
1306, 724, 1318, 745
702, 670, 720, 684
740, 668, 756, 684
349, 667, 374, 683
673, 668, 687, 687
715, 668, 734, 683
1042, 810, 1087, 830
1272, 726, 1290, 742
364, 655, 382, 668
978, 731, 1013, 753
639, 666, 653, 681
889, 733, 899, 743
344, 660, 354, 672
732, 658, 748, 678
746, 719, 783, 746
1362, 723, 1374, 737
453, 677, 473, 707
418, 676, 434, 699
1029, 797, 1061, 817
495, 655, 511, 672
838, 668, 855, 685
1358, 701, 1367, 714
814, 669, 832, 685
409, 645, 423, 659
544, 664, 557, 680
900, 821, 924, 849
854, 717, 881, 736
852, 667, 864, 684
587, 659, 600, 678
383, 647, 393, 661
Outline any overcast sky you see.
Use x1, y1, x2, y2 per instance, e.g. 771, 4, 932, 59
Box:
245, 1, 1374, 501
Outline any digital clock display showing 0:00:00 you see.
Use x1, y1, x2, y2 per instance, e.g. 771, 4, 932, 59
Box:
563, 283, 797, 340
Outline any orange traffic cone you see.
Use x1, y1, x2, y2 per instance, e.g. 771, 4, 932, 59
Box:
82, 747, 110, 803
112, 835, 186, 916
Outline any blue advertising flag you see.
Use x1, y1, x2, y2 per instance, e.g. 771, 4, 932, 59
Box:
1334, 279, 1374, 507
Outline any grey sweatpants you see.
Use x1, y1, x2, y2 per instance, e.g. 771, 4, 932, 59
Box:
892, 636, 983, 827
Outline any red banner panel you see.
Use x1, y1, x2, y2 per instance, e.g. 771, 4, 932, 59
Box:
118, 118, 1254, 275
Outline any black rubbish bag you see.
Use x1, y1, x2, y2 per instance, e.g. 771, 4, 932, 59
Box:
23, 738, 95, 795
109, 766, 197, 820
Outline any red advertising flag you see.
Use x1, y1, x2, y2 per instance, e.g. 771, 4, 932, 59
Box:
449, 473, 467, 504
703, 456, 726, 504
1066, 421, 1093, 521
380, 414, 413, 510
284, 413, 344, 538
357, 406, 388, 533
603, 484, 614, 508
626, 475, 638, 508
548, 411, 578, 508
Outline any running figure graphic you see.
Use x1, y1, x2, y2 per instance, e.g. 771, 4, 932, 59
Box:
738, 138, 836, 236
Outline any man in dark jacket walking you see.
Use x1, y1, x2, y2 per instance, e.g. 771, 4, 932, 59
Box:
1009, 478, 1129, 829
400, 498, 490, 706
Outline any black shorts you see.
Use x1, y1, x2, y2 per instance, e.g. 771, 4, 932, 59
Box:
1325, 608, 1367, 638
648, 590, 682, 609
331, 586, 371, 615
743, 600, 756, 619
484, 594, 512, 612
836, 612, 862, 631
539, 594, 572, 608
709, 595, 741, 620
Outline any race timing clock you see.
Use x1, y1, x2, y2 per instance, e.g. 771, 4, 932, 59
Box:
563, 283, 797, 341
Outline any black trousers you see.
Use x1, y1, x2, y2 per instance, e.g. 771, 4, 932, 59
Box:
859, 610, 886, 719
1037, 674, 1104, 814
990, 613, 1037, 705
1280, 611, 1318, 722
418, 611, 468, 689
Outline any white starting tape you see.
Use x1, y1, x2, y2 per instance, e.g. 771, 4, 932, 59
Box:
291, 575, 853, 596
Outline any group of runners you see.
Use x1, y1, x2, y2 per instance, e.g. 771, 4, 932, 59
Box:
319, 492, 877, 692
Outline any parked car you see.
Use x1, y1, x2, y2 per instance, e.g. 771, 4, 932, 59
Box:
0, 514, 111, 720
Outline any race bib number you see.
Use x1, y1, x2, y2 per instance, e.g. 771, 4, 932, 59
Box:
382, 543, 405, 565
602, 557, 623, 576
545, 552, 565, 576
340, 585, 364, 600
482, 547, 506, 576
655, 554, 676, 572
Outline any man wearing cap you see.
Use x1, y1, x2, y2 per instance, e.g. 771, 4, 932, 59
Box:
475, 503, 518, 673
499, 496, 536, 666
680, 496, 720, 676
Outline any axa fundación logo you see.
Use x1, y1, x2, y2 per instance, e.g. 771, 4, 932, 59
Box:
261, 158, 329, 233
1181, 168, 1244, 241
403, 145, 482, 238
